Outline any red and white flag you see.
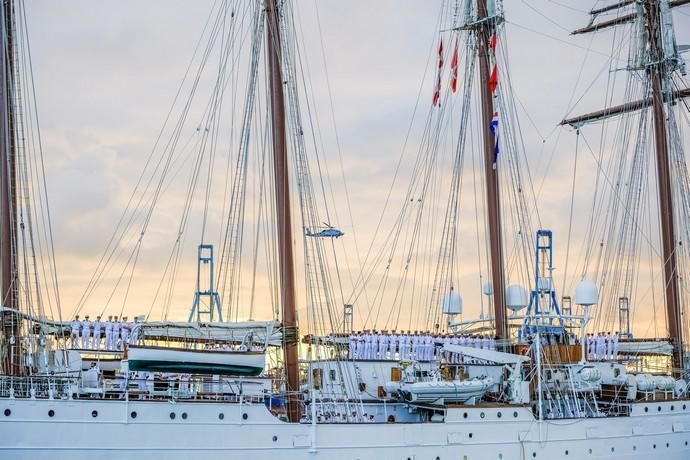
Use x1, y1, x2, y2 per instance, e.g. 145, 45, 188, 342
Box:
489, 63, 498, 93
432, 39, 444, 106
450, 40, 459, 93
489, 31, 497, 54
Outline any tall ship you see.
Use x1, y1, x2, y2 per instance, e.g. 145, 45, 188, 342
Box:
1, 0, 690, 459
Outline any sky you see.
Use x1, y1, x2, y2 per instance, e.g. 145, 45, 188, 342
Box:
21, 1, 690, 337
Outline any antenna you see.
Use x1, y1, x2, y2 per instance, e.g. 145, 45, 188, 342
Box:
188, 244, 223, 323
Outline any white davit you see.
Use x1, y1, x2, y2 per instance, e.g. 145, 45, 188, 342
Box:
505, 284, 529, 312
442, 289, 463, 315
574, 279, 598, 306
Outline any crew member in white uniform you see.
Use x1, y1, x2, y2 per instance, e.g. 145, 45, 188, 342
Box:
348, 333, 357, 359
104, 316, 114, 351
70, 315, 81, 348
112, 317, 121, 351
605, 332, 613, 360
612, 331, 620, 360
92, 316, 103, 350
81, 316, 92, 349
378, 332, 388, 360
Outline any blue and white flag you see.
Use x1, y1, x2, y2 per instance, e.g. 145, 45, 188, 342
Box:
490, 111, 499, 169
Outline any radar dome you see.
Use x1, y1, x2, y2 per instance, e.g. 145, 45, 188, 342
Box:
442, 290, 463, 315
505, 284, 529, 312
482, 282, 494, 296
575, 280, 598, 306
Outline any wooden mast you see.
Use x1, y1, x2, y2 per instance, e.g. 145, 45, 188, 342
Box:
566, 1, 685, 375
643, 0, 683, 375
266, 0, 301, 422
0, 0, 20, 376
476, 0, 507, 341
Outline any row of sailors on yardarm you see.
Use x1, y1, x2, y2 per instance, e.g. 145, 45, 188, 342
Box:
348, 331, 496, 361
586, 332, 621, 361
70, 315, 138, 351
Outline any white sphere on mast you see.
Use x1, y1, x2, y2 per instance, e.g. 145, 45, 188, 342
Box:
575, 280, 598, 306
442, 289, 463, 315
505, 284, 529, 313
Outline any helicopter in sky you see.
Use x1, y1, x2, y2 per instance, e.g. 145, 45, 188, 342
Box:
305, 223, 344, 239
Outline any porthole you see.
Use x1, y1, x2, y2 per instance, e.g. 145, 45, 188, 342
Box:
684, 404, 687, 410
610, 447, 614, 453
685, 441, 688, 446
497, 412, 502, 418
671, 405, 675, 411
219, 413, 225, 420
480, 412, 485, 419
242, 413, 248, 420
658, 406, 662, 412
588, 449, 592, 454
498, 455, 503, 459
564, 451, 568, 456
130, 411, 137, 419
532, 453, 536, 458
170, 412, 176, 420
513, 411, 518, 418
182, 412, 188, 420
645, 407, 649, 413
272, 436, 278, 442
633, 446, 636, 451
48, 410, 55, 417
653, 444, 656, 449
91, 410, 98, 418
469, 433, 473, 439
463, 412, 468, 419
3, 409, 10, 417
666, 443, 669, 448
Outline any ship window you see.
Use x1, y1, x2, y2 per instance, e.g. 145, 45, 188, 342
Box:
532, 453, 536, 458
3, 409, 9, 417
613, 368, 621, 378
91, 410, 98, 418
463, 412, 468, 419
588, 449, 592, 454
610, 447, 614, 453
498, 455, 502, 459
684, 404, 687, 410
480, 412, 485, 419
218, 413, 224, 420
497, 412, 502, 418
272, 436, 278, 442
242, 413, 248, 420
666, 443, 669, 448
170, 412, 176, 420
181, 412, 188, 420
658, 406, 662, 412
513, 411, 518, 418
671, 405, 675, 411
329, 369, 337, 381
48, 410, 55, 417
633, 446, 636, 451
564, 451, 568, 456
653, 444, 656, 449
468, 433, 473, 439
645, 407, 649, 412
130, 411, 137, 419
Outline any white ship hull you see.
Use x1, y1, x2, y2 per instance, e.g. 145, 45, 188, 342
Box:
2, 398, 690, 459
